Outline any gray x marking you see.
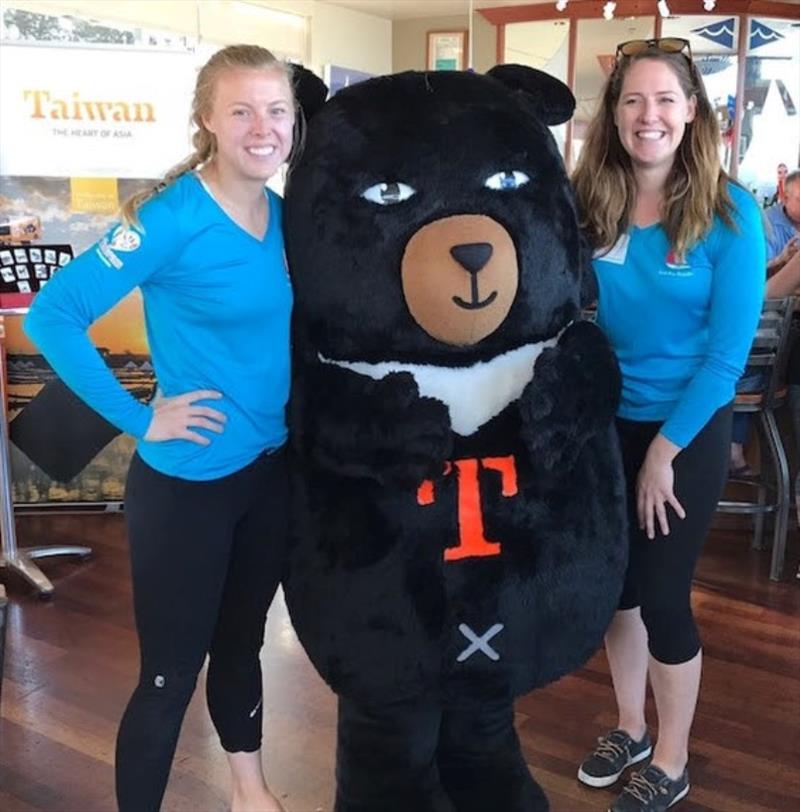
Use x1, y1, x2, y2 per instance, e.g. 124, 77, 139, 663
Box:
457, 622, 504, 662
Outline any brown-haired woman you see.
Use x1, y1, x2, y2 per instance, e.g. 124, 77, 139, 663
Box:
25, 45, 302, 811
572, 39, 764, 812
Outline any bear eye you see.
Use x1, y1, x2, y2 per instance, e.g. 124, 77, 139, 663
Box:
361, 182, 416, 205
484, 171, 530, 191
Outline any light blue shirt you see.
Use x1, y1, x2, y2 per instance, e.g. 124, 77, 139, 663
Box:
765, 203, 798, 261
25, 172, 292, 480
593, 183, 765, 448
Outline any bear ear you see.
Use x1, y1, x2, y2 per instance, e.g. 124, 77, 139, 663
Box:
487, 64, 575, 126
292, 65, 329, 122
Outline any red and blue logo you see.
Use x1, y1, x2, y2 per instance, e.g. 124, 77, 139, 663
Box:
665, 249, 690, 270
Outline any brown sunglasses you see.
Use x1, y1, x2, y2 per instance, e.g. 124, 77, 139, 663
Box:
615, 38, 692, 61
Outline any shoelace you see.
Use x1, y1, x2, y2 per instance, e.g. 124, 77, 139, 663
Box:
623, 771, 661, 803
594, 735, 627, 763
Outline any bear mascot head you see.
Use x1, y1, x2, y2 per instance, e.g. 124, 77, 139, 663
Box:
285, 65, 627, 812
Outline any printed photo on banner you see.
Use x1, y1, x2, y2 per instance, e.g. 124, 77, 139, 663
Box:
0, 176, 154, 504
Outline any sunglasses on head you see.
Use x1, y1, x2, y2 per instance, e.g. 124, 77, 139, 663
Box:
615, 38, 692, 61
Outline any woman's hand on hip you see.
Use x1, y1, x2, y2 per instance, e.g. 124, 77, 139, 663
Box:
144, 390, 226, 445
636, 432, 685, 540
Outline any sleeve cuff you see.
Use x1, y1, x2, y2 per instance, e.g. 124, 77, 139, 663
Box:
124, 404, 154, 440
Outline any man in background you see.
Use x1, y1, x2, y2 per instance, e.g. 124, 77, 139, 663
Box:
766, 169, 800, 273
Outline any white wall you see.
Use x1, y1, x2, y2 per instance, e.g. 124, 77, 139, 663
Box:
392, 13, 496, 74
310, 2, 392, 77
258, 0, 392, 76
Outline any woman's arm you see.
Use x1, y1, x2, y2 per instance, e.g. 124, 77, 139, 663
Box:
24, 195, 180, 438
636, 189, 765, 537
635, 432, 685, 539
658, 189, 766, 449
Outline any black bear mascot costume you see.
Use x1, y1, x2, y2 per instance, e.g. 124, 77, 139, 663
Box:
285, 65, 628, 812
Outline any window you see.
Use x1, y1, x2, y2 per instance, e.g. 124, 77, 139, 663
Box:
504, 19, 570, 156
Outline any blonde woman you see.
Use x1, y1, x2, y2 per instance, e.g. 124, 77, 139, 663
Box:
572, 39, 764, 812
25, 45, 304, 812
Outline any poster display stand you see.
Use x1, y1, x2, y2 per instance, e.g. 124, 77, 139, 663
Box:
0, 308, 91, 596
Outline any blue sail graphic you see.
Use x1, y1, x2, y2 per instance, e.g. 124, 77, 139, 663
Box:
750, 20, 784, 51
691, 18, 735, 49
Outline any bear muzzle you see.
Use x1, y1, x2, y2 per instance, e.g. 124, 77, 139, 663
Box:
401, 214, 519, 347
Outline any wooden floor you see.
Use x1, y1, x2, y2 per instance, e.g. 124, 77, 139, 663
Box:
1, 512, 799, 812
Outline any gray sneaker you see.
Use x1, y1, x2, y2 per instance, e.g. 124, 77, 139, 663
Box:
577, 729, 652, 788
609, 764, 690, 812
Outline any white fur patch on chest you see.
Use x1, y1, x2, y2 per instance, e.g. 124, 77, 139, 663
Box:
319, 336, 560, 437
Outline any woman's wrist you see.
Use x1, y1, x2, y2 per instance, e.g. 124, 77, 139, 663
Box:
646, 432, 681, 465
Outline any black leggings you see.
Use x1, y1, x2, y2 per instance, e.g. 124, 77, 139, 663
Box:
116, 448, 288, 812
617, 404, 732, 665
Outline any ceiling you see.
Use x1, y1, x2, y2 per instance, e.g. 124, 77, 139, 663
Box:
325, 0, 549, 20
326, 0, 800, 19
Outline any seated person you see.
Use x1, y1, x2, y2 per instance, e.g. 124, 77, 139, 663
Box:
765, 251, 800, 527
766, 169, 799, 274
730, 180, 799, 475
768, 245, 800, 298
730, 370, 766, 476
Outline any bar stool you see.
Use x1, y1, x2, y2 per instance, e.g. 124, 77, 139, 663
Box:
717, 297, 796, 580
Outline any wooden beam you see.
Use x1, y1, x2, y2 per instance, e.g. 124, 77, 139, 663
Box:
565, 16, 578, 170
497, 22, 505, 66
729, 12, 750, 178
479, 0, 800, 25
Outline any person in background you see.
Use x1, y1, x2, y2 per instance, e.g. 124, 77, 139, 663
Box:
572, 37, 764, 812
762, 241, 800, 552
25, 44, 300, 812
769, 161, 788, 207
767, 244, 800, 298
730, 169, 800, 475
766, 169, 800, 274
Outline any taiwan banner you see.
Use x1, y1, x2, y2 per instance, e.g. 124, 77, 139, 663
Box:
0, 43, 196, 178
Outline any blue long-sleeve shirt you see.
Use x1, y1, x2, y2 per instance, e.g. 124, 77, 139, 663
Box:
24, 172, 292, 480
593, 182, 765, 448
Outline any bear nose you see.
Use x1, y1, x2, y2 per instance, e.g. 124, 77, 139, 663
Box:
450, 242, 493, 275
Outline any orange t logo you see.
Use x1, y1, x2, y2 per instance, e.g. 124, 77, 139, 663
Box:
417, 456, 518, 561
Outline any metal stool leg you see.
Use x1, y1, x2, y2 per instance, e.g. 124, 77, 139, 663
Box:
753, 413, 767, 550
763, 409, 790, 581
0, 317, 92, 597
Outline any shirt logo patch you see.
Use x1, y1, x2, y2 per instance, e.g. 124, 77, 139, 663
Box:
96, 226, 142, 269
665, 249, 690, 270
659, 249, 693, 277
109, 226, 142, 252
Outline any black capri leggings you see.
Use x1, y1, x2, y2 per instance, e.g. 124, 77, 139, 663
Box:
617, 404, 732, 665
115, 447, 288, 812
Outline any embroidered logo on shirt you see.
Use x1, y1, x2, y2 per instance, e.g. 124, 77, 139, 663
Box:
96, 226, 141, 269
109, 226, 141, 253
665, 249, 690, 270
659, 249, 693, 277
